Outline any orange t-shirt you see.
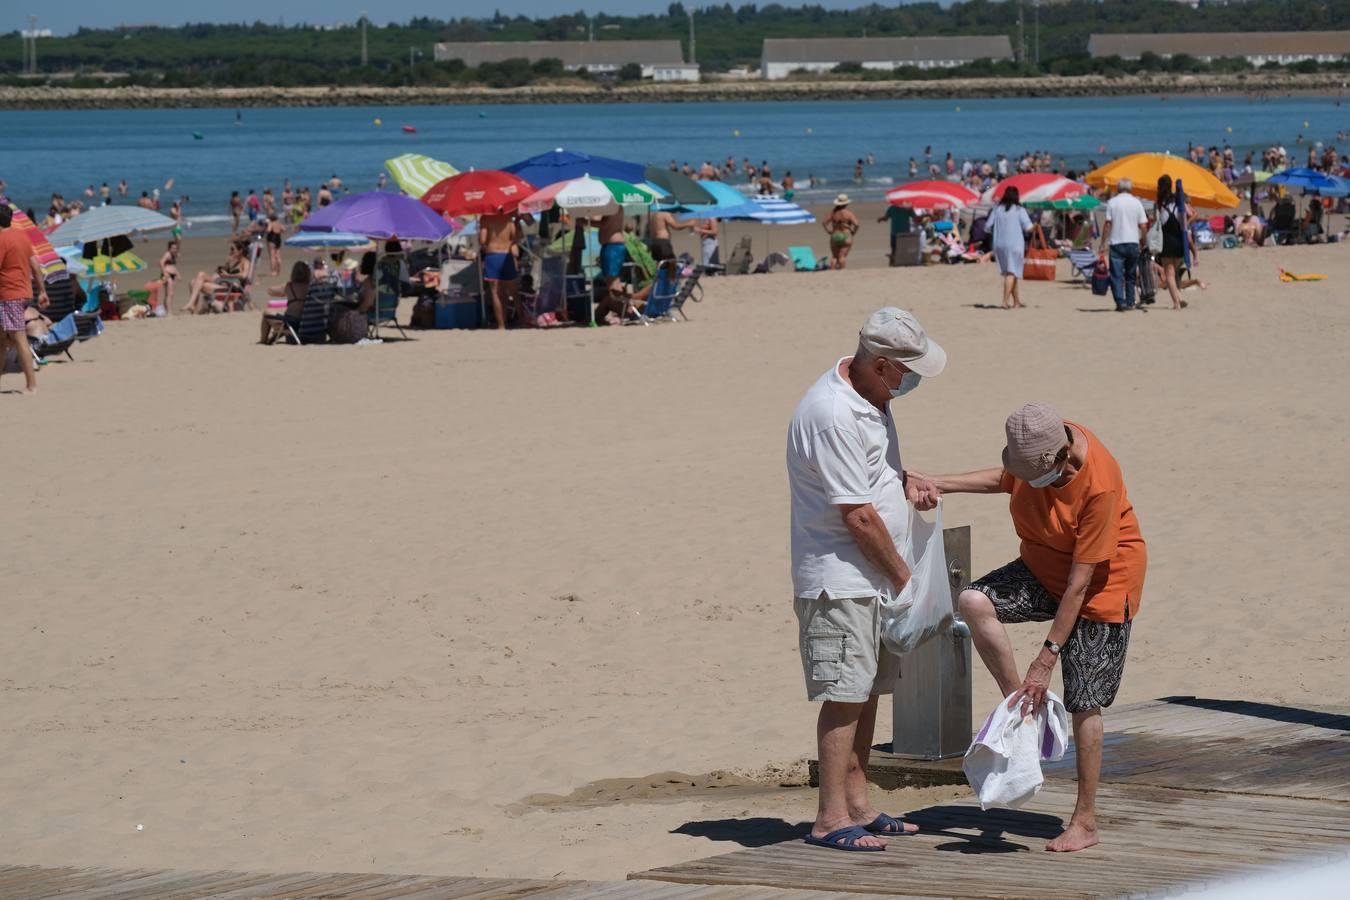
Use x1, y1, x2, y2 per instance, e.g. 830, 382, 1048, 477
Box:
0, 228, 36, 301
1000, 422, 1146, 623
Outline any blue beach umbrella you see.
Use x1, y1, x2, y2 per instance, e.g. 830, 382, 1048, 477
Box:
1266, 167, 1341, 194
502, 148, 647, 189
1177, 179, 1190, 271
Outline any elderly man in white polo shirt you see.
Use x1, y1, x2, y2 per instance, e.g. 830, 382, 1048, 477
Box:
786, 307, 946, 852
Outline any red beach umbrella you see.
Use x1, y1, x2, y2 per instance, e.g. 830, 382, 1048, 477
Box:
422, 170, 535, 217
986, 173, 1086, 205
885, 180, 979, 209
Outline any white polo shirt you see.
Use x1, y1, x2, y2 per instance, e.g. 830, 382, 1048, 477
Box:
787, 358, 909, 599
1104, 193, 1148, 246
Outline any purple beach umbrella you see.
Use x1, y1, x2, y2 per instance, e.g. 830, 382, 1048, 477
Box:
300, 191, 451, 241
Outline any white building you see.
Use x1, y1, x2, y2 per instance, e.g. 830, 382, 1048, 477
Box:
433, 40, 692, 79
1088, 32, 1350, 66
760, 36, 1014, 80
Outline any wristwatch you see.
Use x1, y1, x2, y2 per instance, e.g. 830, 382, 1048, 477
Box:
1043, 639, 1062, 656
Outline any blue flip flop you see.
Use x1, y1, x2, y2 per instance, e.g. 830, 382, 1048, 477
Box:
864, 813, 916, 836
803, 825, 885, 852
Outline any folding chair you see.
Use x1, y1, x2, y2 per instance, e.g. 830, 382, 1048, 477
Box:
643, 268, 677, 322
368, 285, 407, 340
788, 246, 819, 272
726, 236, 754, 275
29, 313, 79, 363
1066, 249, 1099, 286
285, 281, 333, 345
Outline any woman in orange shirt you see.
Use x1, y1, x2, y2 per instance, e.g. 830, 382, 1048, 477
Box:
914, 401, 1145, 854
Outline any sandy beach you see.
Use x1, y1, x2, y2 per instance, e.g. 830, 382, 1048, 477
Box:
2, 224, 1348, 882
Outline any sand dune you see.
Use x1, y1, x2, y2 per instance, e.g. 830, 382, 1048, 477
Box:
2, 234, 1347, 880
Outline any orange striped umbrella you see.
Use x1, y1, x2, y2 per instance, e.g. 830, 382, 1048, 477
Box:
5, 204, 68, 279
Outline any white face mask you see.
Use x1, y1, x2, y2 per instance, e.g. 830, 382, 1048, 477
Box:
890, 371, 922, 399
1028, 466, 1064, 489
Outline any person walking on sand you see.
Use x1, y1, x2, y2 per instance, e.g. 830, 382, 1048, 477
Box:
229, 191, 243, 236
824, 195, 860, 270
988, 186, 1034, 309
1099, 179, 1148, 312
1152, 175, 1190, 311
0, 206, 50, 394
787, 307, 946, 852
911, 402, 1145, 853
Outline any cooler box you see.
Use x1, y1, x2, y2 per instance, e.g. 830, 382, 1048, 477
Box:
890, 233, 922, 267
435, 298, 479, 330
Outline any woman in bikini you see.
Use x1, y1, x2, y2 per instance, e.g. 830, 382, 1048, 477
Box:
265, 214, 285, 277
824, 194, 860, 270
159, 240, 180, 315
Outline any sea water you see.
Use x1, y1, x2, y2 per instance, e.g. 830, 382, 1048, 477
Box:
3, 94, 1346, 235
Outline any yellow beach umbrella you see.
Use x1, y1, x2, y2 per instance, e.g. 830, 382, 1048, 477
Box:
1085, 153, 1239, 209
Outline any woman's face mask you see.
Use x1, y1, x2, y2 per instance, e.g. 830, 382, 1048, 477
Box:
1028, 466, 1064, 489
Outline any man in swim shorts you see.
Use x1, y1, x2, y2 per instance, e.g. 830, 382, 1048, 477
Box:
480, 213, 522, 330
598, 209, 628, 299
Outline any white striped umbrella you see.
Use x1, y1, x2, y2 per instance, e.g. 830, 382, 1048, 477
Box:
384, 153, 460, 198
984, 174, 1087, 205
518, 176, 660, 216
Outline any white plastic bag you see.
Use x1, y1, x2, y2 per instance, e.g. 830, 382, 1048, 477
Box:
880, 500, 954, 654
963, 691, 1070, 810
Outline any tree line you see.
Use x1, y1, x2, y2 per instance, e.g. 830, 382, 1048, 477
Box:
2, 0, 1347, 88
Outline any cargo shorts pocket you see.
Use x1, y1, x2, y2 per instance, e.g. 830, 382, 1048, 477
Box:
807, 631, 847, 683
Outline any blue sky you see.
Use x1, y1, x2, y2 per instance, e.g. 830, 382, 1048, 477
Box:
28, 1, 890, 36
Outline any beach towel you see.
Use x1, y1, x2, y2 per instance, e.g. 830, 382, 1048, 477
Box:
963, 691, 1070, 810
1279, 269, 1327, 282
880, 502, 954, 655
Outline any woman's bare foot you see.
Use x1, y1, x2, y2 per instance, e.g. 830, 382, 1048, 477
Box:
1046, 820, 1099, 852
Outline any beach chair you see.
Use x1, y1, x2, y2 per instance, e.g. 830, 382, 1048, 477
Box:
788, 246, 820, 272
368, 286, 407, 340
726, 236, 754, 275
285, 281, 333, 345
211, 242, 261, 312
1067, 249, 1100, 286
29, 313, 79, 364
639, 268, 677, 323
42, 275, 103, 344
669, 267, 710, 321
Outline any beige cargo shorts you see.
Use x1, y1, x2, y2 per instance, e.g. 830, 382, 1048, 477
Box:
794, 593, 901, 703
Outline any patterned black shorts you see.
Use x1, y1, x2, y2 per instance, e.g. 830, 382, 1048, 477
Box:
965, 558, 1131, 714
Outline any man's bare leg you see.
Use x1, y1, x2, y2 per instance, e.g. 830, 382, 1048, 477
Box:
487, 281, 505, 330
1048, 708, 1102, 852
959, 589, 1019, 695
4, 330, 38, 393
813, 700, 884, 849
847, 695, 918, 833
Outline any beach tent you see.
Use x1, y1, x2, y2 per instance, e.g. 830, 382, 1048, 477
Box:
384, 154, 459, 198
1085, 154, 1238, 209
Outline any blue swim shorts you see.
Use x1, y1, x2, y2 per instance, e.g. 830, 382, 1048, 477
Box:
482, 252, 519, 282
600, 243, 626, 278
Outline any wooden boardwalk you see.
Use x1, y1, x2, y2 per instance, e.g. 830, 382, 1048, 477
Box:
6, 697, 1347, 898
632, 697, 1350, 898
0, 866, 901, 900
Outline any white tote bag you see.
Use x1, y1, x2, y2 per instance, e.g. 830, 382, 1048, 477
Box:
880, 501, 954, 654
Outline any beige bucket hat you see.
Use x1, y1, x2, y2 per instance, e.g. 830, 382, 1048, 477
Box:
1002, 402, 1068, 482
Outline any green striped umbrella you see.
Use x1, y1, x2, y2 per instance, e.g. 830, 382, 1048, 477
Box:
384, 154, 460, 198
1024, 195, 1102, 211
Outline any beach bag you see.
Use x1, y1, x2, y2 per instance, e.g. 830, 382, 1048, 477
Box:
1091, 257, 1111, 296
880, 501, 954, 655
330, 309, 367, 344
1146, 214, 1165, 255
1024, 227, 1057, 281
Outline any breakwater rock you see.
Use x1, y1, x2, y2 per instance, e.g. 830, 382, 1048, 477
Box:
3, 73, 1348, 110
